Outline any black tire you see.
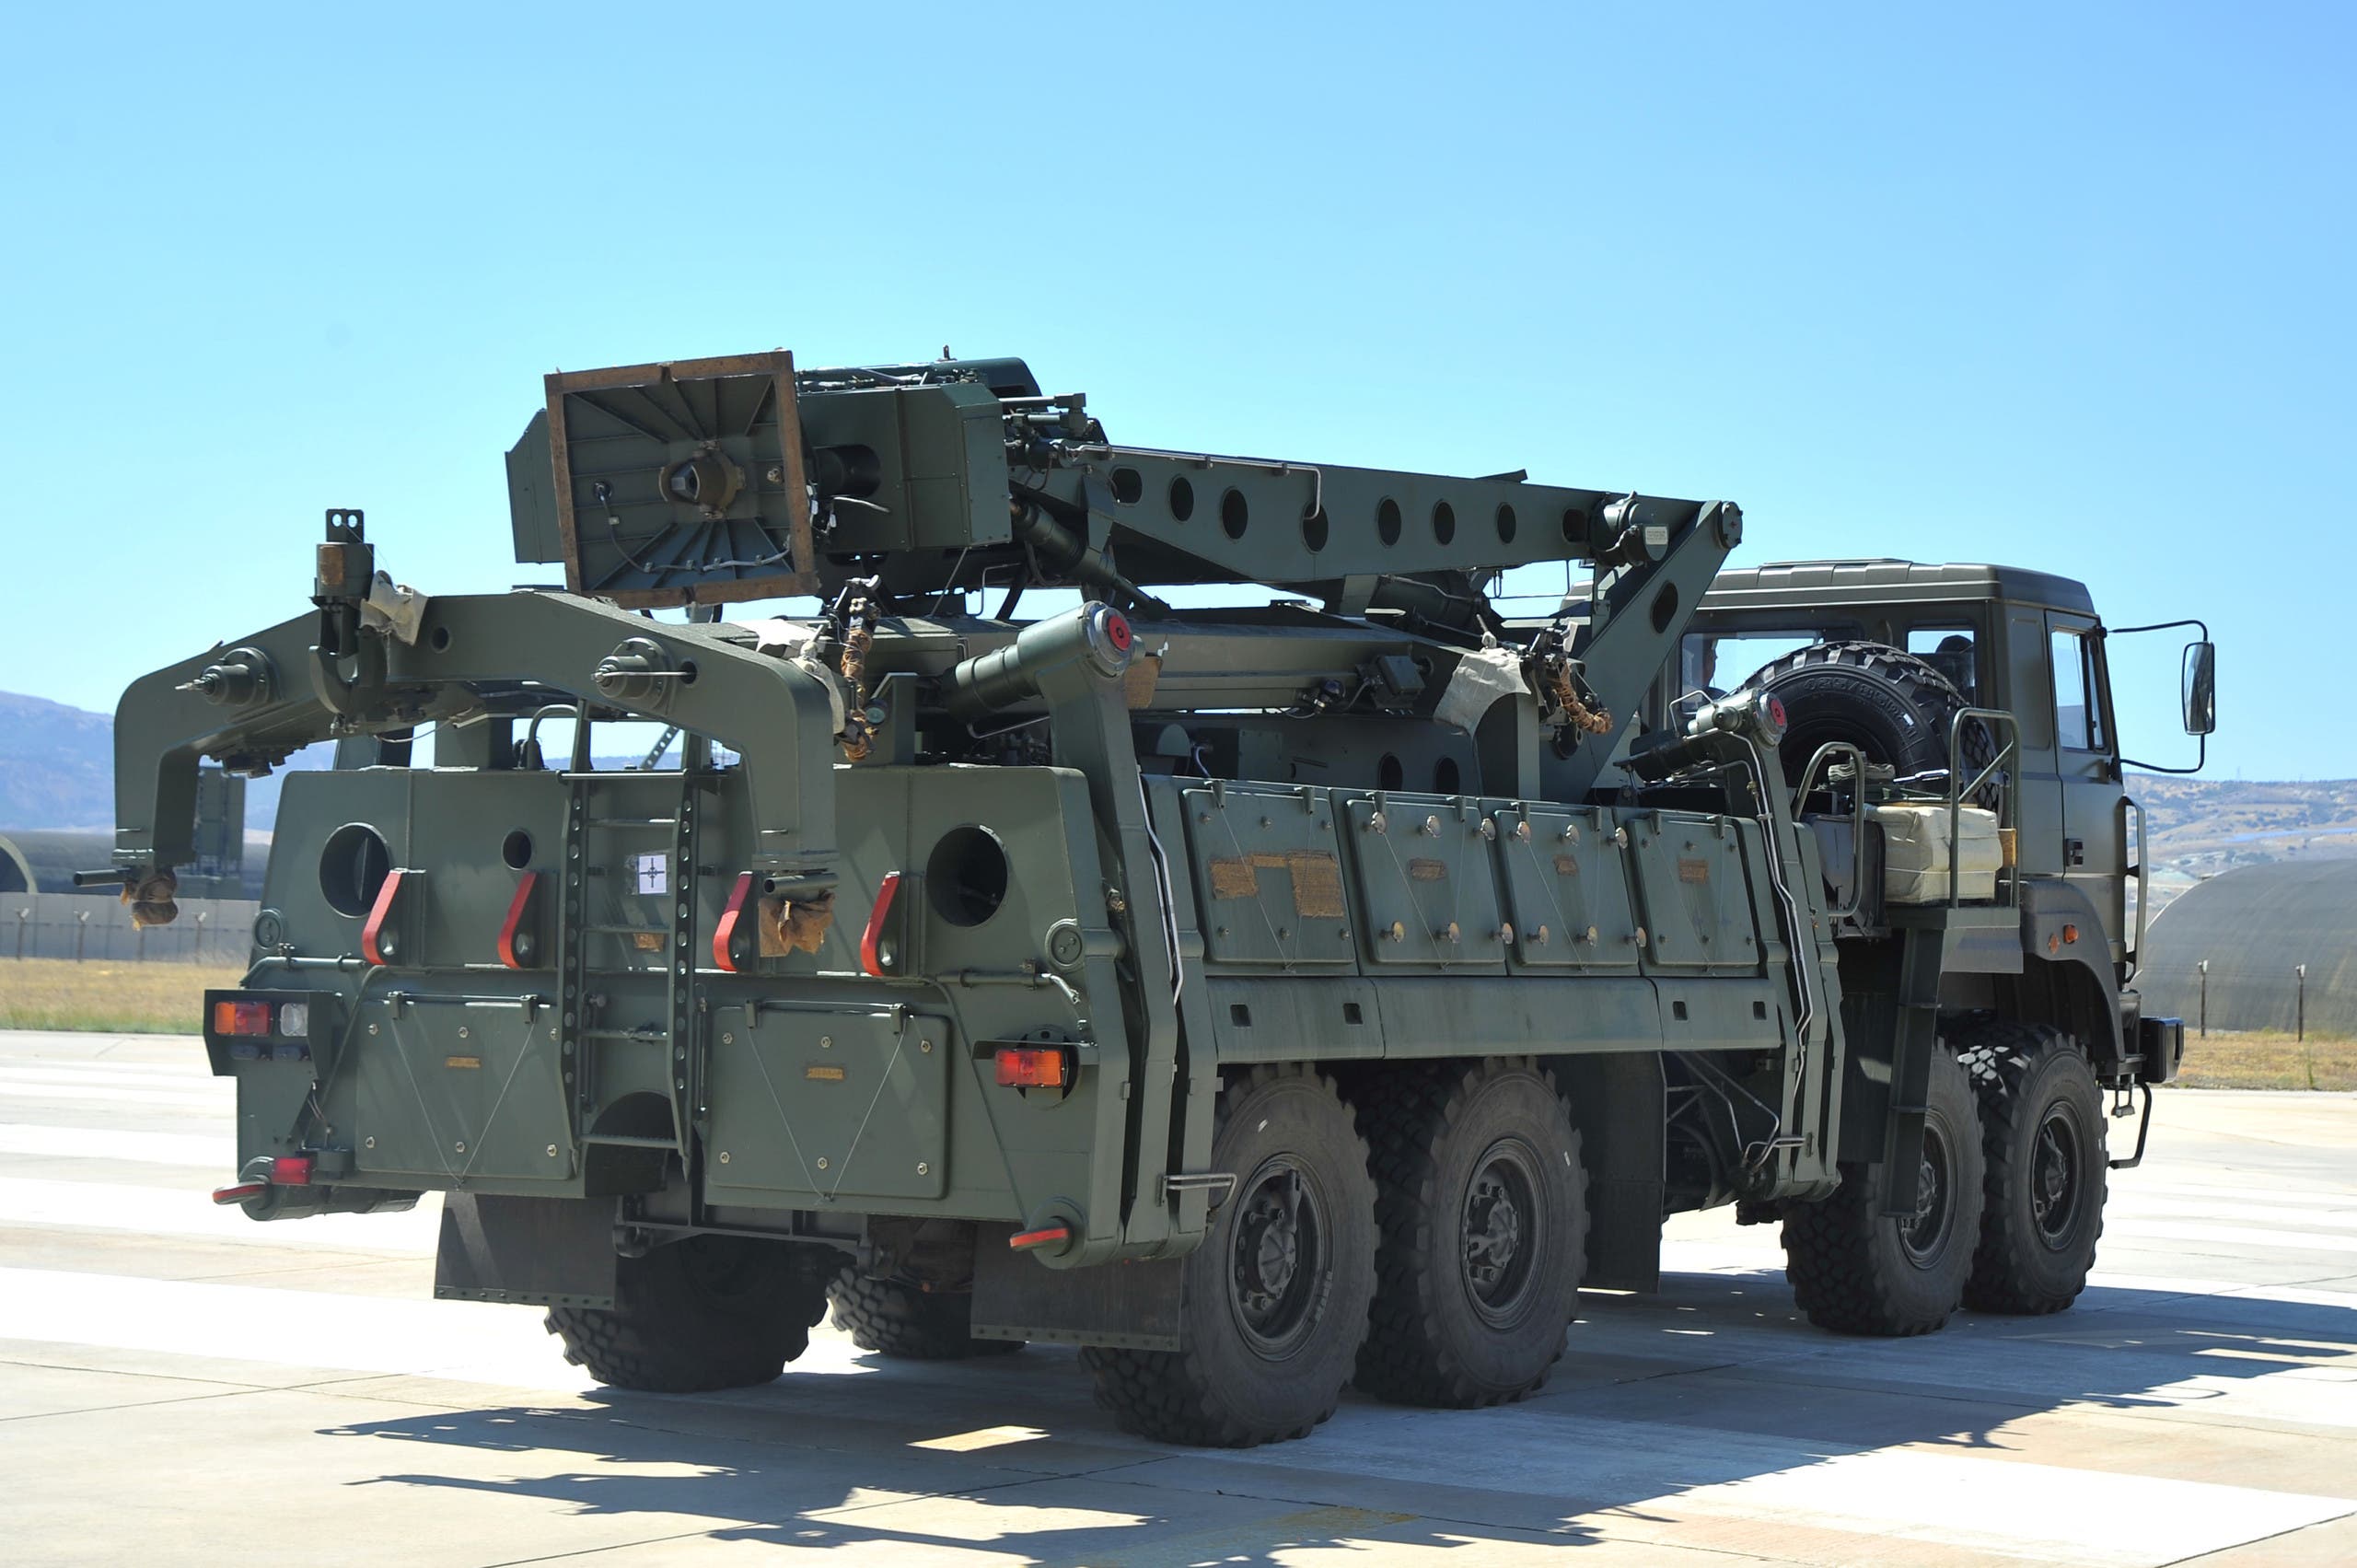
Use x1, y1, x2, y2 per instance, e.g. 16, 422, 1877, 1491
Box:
1743, 641, 1995, 802
828, 1269, 1022, 1360
1781, 1047, 1985, 1335
545, 1234, 831, 1393
1955, 1021, 2107, 1315
1081, 1066, 1377, 1446
1354, 1058, 1587, 1408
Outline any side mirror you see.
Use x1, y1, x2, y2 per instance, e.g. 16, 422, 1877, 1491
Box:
2182, 641, 2216, 736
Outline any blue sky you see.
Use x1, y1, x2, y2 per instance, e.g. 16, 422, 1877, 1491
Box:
3, 3, 2349, 778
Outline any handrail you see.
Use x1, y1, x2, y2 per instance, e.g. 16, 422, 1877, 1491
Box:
1793, 740, 1868, 921
2119, 794, 2148, 982
1945, 707, 2022, 910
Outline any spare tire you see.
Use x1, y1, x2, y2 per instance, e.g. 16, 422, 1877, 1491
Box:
1742, 641, 1996, 801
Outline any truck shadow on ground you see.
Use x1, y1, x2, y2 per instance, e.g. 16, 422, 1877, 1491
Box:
323, 1266, 2357, 1562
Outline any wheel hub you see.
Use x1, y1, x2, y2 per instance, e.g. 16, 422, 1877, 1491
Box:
2032, 1109, 2082, 1246
1227, 1160, 1326, 1357
1901, 1125, 1954, 1265
1460, 1142, 1547, 1329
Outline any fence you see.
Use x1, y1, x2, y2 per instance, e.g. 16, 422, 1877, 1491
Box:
2, 894, 260, 966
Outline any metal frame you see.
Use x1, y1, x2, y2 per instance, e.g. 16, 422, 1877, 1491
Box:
1945, 707, 2021, 910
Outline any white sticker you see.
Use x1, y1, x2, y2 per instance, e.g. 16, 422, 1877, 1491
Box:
634, 854, 668, 895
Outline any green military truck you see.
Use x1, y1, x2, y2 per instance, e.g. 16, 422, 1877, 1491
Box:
107, 353, 2215, 1446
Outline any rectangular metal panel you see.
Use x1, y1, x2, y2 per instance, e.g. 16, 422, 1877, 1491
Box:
1207, 975, 1386, 1063
1626, 810, 1765, 974
703, 1008, 950, 1205
1181, 784, 1353, 969
1339, 794, 1507, 971
1375, 977, 1662, 1057
1491, 805, 1641, 969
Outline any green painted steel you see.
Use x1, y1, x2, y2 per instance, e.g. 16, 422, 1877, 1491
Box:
105, 350, 2194, 1332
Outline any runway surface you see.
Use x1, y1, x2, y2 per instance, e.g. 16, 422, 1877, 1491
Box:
1, 1027, 2352, 1565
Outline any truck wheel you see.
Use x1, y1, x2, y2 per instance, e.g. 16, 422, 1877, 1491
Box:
1354, 1058, 1586, 1407
545, 1233, 831, 1393
1743, 641, 1994, 801
1781, 1047, 1984, 1335
1080, 1066, 1376, 1446
828, 1269, 1022, 1360
1956, 1022, 2107, 1315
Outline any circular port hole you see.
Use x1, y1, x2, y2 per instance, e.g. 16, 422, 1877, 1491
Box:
319, 823, 391, 918
926, 824, 1011, 928
1432, 501, 1457, 545
1111, 467, 1144, 504
1495, 503, 1517, 543
1220, 487, 1249, 540
1303, 506, 1329, 552
1168, 476, 1195, 521
1376, 498, 1402, 546
429, 624, 452, 652
502, 830, 534, 870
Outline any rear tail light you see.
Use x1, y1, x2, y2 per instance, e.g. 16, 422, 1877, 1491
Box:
270, 1156, 314, 1186
213, 1000, 272, 1037
275, 1002, 310, 1038
994, 1046, 1070, 1089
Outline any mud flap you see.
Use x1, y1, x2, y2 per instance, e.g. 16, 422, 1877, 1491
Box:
970, 1224, 1184, 1350
434, 1192, 619, 1310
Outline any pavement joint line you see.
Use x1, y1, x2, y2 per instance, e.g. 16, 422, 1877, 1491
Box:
0, 1382, 296, 1425
2160, 1506, 2357, 1565
0, 1351, 276, 1393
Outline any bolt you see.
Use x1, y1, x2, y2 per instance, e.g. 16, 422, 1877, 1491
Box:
722, 1031, 735, 1045
455, 1141, 467, 1154
820, 1035, 832, 1049
457, 1026, 470, 1040
920, 1039, 934, 1053
719, 1150, 731, 1164
817, 1156, 830, 1171
367, 1023, 379, 1036
546, 1144, 558, 1157
916, 1161, 930, 1176
365, 1136, 376, 1149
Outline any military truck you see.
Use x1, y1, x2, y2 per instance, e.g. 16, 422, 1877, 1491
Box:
107, 352, 2216, 1447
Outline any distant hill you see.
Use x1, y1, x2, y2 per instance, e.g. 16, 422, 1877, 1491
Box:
5, 690, 2351, 910
0, 692, 112, 830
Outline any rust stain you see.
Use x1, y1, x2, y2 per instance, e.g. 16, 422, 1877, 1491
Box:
1678, 857, 1711, 884
1408, 858, 1448, 882
1552, 854, 1581, 876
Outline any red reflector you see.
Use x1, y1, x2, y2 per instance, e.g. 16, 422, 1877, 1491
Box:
713, 871, 755, 974
1009, 1224, 1071, 1251
496, 870, 541, 970
860, 871, 902, 979
213, 1000, 272, 1037
361, 868, 408, 966
1103, 610, 1132, 651
212, 1181, 266, 1205
994, 1046, 1069, 1089
270, 1156, 314, 1186
1766, 694, 1788, 729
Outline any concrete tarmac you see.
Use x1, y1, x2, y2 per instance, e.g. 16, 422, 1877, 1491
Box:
1, 1028, 2352, 1566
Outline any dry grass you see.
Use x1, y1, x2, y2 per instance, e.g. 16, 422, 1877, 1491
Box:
2171, 1029, 2357, 1093
0, 958, 242, 1034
